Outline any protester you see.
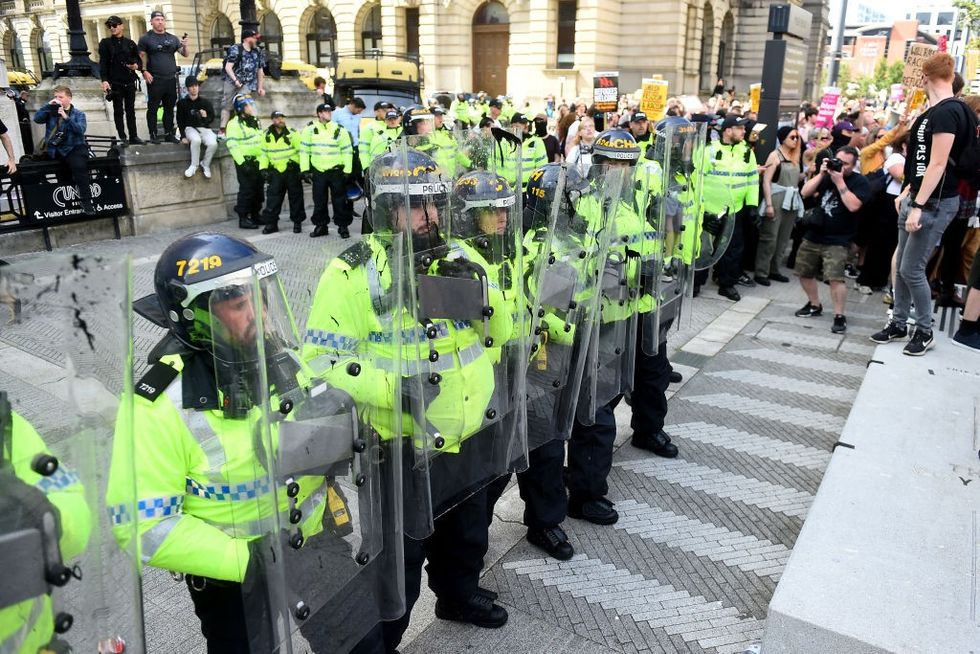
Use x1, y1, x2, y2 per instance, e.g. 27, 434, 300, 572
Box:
176, 76, 217, 179
13, 89, 32, 155
98, 16, 143, 145
755, 125, 803, 285
795, 146, 870, 333
856, 132, 907, 294
33, 86, 94, 214
952, 249, 980, 352
871, 53, 971, 356
534, 114, 560, 162
138, 11, 188, 143
220, 29, 266, 131
565, 115, 596, 176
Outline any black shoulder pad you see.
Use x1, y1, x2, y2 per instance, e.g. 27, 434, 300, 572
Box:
338, 241, 372, 269
135, 362, 179, 402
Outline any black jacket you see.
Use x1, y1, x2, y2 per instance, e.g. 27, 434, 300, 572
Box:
176, 95, 216, 137
98, 36, 141, 86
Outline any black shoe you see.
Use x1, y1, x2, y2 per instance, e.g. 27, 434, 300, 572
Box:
718, 286, 741, 301
737, 273, 756, 287
794, 302, 823, 317
869, 321, 908, 344
768, 272, 790, 283
631, 430, 679, 458
526, 526, 574, 561
338, 226, 351, 239
903, 328, 934, 356
80, 200, 96, 215
669, 370, 683, 384
831, 314, 847, 334
149, 132, 161, 144
164, 131, 180, 144
568, 497, 618, 525
310, 225, 329, 238
262, 223, 279, 234
952, 322, 980, 353
292, 223, 302, 234
239, 217, 259, 229
128, 136, 145, 145
753, 276, 771, 287
475, 587, 498, 601
434, 593, 508, 629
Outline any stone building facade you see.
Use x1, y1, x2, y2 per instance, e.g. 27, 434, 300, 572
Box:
0, 0, 828, 105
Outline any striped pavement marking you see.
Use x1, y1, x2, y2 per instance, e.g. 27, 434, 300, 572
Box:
615, 457, 814, 518
725, 348, 865, 378
754, 325, 842, 351
503, 554, 764, 653
614, 499, 790, 581
705, 369, 855, 403
682, 393, 847, 433
667, 422, 832, 471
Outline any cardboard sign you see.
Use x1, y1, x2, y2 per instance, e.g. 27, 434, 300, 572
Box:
593, 71, 619, 112
902, 43, 937, 91
749, 83, 761, 114
816, 87, 840, 129
640, 79, 669, 121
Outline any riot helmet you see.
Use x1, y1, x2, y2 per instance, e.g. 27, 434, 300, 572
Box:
369, 149, 451, 255
651, 115, 697, 177
591, 128, 640, 167
524, 163, 590, 232
401, 105, 434, 137
450, 170, 516, 244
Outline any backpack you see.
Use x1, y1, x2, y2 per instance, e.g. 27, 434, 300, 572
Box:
949, 98, 980, 191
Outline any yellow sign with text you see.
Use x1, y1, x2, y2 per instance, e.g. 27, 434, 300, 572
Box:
749, 83, 761, 114
641, 79, 669, 121
902, 43, 937, 92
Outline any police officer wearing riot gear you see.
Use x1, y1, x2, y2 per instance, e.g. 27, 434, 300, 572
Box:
225, 94, 264, 229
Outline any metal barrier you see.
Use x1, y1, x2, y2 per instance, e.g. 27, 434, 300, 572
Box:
0, 136, 128, 250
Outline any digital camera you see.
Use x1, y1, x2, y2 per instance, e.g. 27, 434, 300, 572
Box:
826, 157, 844, 172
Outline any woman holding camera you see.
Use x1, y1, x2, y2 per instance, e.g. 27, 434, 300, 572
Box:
33, 85, 94, 215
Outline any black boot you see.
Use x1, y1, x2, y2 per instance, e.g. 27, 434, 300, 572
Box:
631, 430, 679, 458
262, 222, 279, 234
434, 593, 508, 629
149, 131, 161, 144
238, 215, 259, 229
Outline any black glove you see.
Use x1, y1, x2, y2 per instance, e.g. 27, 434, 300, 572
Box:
400, 374, 442, 417
261, 169, 271, 182
435, 257, 486, 280
301, 171, 313, 184
243, 156, 259, 170
702, 211, 725, 236
624, 247, 642, 260
331, 164, 345, 173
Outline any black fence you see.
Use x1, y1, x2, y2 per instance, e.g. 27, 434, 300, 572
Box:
0, 136, 129, 250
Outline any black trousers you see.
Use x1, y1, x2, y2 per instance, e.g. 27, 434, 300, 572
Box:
361, 177, 374, 235
382, 488, 489, 651
856, 196, 899, 289
938, 216, 969, 291
235, 161, 264, 220
312, 168, 351, 228
146, 76, 177, 136
18, 121, 33, 155
485, 437, 567, 530
741, 211, 760, 274
716, 208, 747, 287
260, 165, 306, 225
630, 315, 673, 436
567, 396, 620, 502
52, 147, 92, 201
109, 83, 138, 140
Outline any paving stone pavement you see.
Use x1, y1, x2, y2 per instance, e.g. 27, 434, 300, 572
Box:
1, 220, 889, 653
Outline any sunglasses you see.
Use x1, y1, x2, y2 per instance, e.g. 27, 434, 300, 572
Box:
786, 135, 799, 140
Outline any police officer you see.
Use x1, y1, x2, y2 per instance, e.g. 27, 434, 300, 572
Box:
358, 101, 393, 173
224, 93, 263, 229
98, 15, 143, 144
258, 110, 306, 234
705, 115, 758, 301
300, 102, 354, 239
508, 113, 548, 190
365, 108, 402, 168
429, 106, 470, 178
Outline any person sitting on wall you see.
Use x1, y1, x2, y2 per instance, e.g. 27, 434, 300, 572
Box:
33, 85, 94, 215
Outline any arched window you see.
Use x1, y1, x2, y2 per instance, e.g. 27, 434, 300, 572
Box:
718, 12, 734, 80
260, 12, 282, 58
35, 30, 52, 76
9, 32, 25, 71
306, 9, 337, 66
698, 3, 715, 92
360, 4, 382, 54
473, 0, 509, 25
210, 14, 235, 51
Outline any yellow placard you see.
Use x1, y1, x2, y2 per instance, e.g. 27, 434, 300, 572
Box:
640, 79, 669, 121
907, 87, 927, 112
749, 83, 761, 114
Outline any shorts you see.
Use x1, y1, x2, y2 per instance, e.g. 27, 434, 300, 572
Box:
221, 80, 257, 111
794, 239, 849, 282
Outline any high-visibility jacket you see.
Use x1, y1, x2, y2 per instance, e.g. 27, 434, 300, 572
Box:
300, 119, 353, 174
0, 412, 90, 654
366, 126, 402, 167
104, 363, 329, 583
416, 129, 471, 179
258, 126, 301, 173
359, 119, 385, 169
702, 140, 759, 215
225, 115, 263, 165
301, 237, 504, 450
492, 135, 547, 189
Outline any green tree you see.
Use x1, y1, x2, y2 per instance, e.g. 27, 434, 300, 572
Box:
953, 0, 980, 48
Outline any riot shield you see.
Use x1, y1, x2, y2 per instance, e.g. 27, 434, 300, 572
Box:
376, 140, 528, 528
207, 262, 399, 652
574, 164, 633, 426
0, 255, 145, 654
523, 163, 603, 443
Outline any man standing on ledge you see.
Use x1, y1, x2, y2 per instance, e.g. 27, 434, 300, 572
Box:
138, 11, 188, 143
99, 15, 143, 145
219, 29, 266, 132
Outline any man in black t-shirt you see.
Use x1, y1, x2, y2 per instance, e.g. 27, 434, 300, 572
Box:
794, 146, 870, 334
138, 11, 189, 143
871, 52, 969, 356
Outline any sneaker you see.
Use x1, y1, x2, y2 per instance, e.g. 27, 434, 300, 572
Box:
526, 526, 574, 561
869, 321, 908, 344
951, 324, 980, 353
844, 263, 859, 279
737, 273, 757, 287
184, 165, 197, 178
794, 302, 823, 317
903, 329, 935, 356
831, 314, 847, 334
201, 165, 212, 179
856, 285, 873, 295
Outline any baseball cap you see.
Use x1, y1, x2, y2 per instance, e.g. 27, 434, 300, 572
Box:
316, 102, 335, 113
150, 10, 165, 19
431, 106, 446, 115
488, 99, 503, 109
271, 110, 285, 119
385, 109, 400, 120
374, 101, 392, 111
720, 115, 748, 130
631, 112, 648, 122
835, 120, 856, 133
105, 15, 123, 27
242, 29, 259, 40
510, 112, 529, 124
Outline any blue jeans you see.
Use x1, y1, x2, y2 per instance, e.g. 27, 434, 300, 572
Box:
893, 195, 959, 330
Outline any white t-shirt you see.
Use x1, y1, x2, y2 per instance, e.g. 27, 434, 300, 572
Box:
883, 152, 905, 196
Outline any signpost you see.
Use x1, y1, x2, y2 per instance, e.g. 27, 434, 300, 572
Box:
593, 71, 619, 112
757, 4, 813, 162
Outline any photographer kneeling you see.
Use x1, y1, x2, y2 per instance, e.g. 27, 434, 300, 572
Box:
33, 85, 95, 215
793, 146, 871, 333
